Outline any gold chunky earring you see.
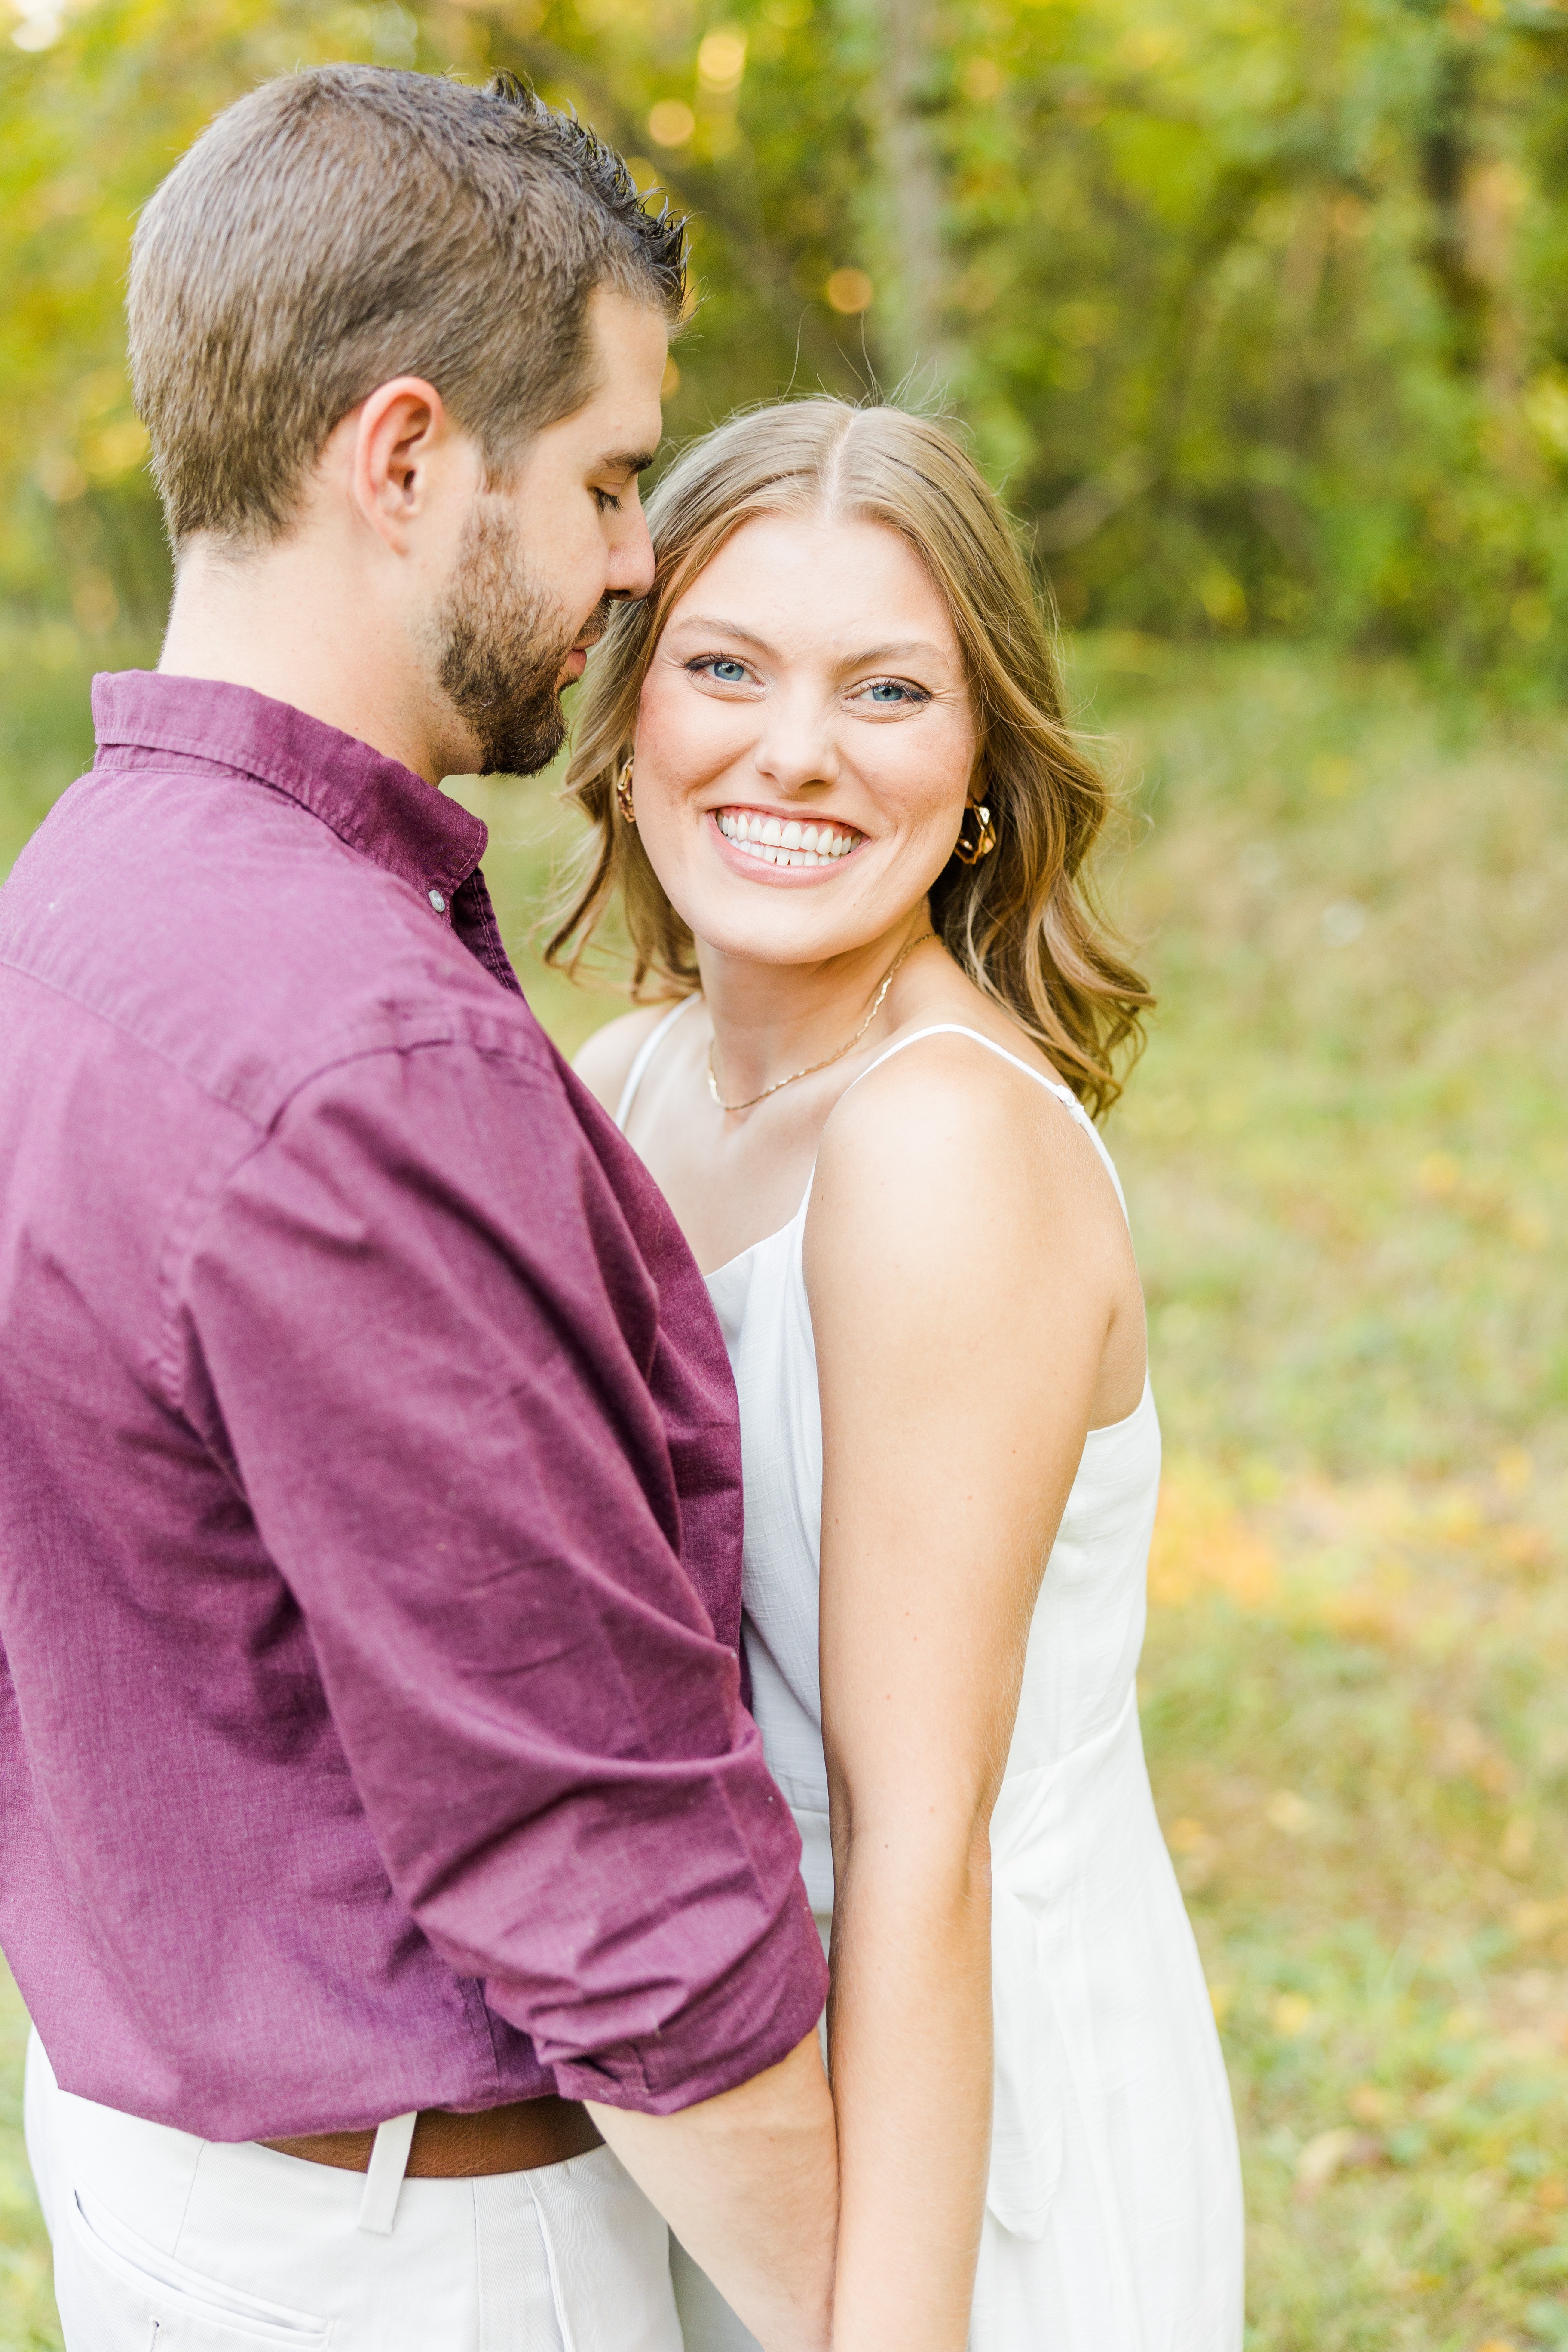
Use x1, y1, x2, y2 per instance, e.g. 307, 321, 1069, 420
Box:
615, 754, 636, 824
953, 801, 997, 864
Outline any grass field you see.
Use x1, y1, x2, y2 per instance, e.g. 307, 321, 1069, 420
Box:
1, 628, 1564, 2350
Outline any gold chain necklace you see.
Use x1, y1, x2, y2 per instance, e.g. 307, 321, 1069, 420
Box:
706, 934, 936, 1115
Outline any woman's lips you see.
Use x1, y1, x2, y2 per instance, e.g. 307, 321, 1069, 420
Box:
711, 806, 864, 872
560, 646, 588, 683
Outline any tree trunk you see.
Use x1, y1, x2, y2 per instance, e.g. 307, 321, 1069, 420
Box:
1419, 45, 1489, 375
863, 0, 958, 392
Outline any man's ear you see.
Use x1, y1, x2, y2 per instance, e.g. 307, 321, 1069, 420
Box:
346, 377, 453, 551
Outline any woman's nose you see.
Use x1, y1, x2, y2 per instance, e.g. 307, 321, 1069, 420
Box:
752, 692, 839, 793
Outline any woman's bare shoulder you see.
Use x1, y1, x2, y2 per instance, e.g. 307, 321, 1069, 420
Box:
804, 1026, 1139, 1439
571, 1001, 687, 1116
811, 1013, 1121, 1266
818, 1027, 1060, 1198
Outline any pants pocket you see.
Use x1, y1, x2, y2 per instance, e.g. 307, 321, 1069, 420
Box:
526, 2145, 682, 2352
58, 2184, 331, 2351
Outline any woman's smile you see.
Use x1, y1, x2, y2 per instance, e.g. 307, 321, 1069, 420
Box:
710, 804, 866, 878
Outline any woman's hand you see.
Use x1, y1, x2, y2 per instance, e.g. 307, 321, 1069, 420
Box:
805, 1032, 1142, 2352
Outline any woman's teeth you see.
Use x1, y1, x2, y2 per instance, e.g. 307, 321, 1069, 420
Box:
715, 809, 861, 868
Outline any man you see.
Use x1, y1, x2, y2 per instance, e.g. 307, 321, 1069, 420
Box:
0, 66, 836, 2352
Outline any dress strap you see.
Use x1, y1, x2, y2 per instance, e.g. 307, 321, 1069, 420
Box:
612, 995, 701, 1132
845, 1024, 1129, 1222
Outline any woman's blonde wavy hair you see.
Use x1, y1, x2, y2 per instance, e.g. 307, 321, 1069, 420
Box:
547, 398, 1150, 1118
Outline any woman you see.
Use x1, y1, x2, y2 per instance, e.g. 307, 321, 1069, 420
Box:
560, 401, 1243, 2351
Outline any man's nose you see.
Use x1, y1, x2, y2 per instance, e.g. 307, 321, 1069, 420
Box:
605, 506, 656, 602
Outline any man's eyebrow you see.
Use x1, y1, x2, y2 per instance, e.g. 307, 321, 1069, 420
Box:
598, 449, 658, 476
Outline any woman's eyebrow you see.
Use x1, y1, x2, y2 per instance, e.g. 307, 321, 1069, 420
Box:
669, 615, 776, 653
845, 640, 947, 667
669, 617, 948, 669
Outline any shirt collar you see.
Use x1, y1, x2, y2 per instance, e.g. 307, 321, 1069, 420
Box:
90, 670, 488, 905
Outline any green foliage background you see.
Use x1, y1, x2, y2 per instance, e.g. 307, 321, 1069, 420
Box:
8, 0, 1568, 683
2, 4, 1567, 2350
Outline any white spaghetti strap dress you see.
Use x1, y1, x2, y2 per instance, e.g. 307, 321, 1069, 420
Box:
617, 1012, 1245, 2352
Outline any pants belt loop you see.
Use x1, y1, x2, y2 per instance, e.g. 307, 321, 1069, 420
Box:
356, 2111, 418, 2236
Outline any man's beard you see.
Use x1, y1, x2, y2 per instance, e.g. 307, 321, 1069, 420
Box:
432, 496, 603, 778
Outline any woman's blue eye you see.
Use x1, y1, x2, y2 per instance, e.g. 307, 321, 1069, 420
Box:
707, 658, 749, 683
867, 679, 920, 703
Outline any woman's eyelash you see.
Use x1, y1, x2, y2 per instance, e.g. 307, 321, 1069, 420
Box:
685, 658, 928, 704
687, 655, 753, 680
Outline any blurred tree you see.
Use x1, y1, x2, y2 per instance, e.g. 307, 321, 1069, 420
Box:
3, 0, 1568, 685
0, 0, 438, 634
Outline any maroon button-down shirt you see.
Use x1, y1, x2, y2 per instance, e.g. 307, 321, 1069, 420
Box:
0, 671, 825, 2141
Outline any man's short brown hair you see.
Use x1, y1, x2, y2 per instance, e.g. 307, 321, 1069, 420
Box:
129, 66, 685, 548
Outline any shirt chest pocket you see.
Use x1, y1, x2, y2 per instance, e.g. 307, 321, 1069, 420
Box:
58, 2187, 332, 2351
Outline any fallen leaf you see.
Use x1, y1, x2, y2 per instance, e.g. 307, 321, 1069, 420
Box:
1295, 2126, 1382, 2199
1267, 1790, 1316, 1835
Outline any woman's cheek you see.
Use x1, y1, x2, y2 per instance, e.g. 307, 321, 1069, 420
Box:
637, 678, 749, 781
872, 721, 973, 833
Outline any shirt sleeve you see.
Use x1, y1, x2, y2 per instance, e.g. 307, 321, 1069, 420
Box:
178, 1033, 827, 2113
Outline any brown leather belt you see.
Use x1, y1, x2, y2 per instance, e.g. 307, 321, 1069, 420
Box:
263, 2095, 602, 2178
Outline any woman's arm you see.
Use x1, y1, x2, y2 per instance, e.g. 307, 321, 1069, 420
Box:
805, 1038, 1140, 2352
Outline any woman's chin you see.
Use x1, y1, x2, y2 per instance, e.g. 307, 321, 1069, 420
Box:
686, 885, 924, 973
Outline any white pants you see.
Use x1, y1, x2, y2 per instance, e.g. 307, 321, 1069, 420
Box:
669, 2239, 761, 2352
26, 2031, 683, 2352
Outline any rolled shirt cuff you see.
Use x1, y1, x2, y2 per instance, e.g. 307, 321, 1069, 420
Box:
526, 1876, 829, 2115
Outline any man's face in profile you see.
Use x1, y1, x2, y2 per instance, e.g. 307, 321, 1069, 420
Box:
431, 286, 666, 776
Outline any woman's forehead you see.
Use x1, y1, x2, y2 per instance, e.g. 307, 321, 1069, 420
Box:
665, 511, 959, 650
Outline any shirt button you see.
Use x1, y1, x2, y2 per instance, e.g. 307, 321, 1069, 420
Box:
429, 889, 447, 913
